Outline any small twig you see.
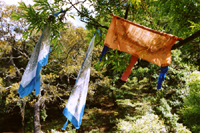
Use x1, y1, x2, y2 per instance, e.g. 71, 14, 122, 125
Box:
0, 56, 23, 60
80, 19, 109, 29
10, 51, 22, 77
68, 0, 109, 29
13, 47, 30, 59
4, 85, 12, 90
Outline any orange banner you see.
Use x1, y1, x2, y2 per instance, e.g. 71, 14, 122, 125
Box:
104, 14, 183, 66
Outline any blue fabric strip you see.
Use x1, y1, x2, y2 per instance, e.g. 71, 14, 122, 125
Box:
62, 119, 69, 130
60, 10, 65, 13
18, 47, 51, 98
98, 29, 101, 36
157, 66, 169, 90
53, 12, 60, 17
53, 10, 66, 17
62, 104, 86, 129
18, 76, 39, 98
93, 31, 96, 37
98, 45, 109, 62
94, 29, 101, 37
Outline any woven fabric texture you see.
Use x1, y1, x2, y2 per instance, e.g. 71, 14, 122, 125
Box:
104, 14, 183, 66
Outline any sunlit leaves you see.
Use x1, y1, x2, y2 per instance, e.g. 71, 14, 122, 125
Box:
152, 0, 200, 37
5, 83, 20, 105
117, 113, 167, 132
0, 41, 12, 56
43, 73, 59, 83
11, 1, 50, 39
188, 20, 200, 32
7, 66, 17, 77
11, 0, 68, 55
129, 0, 141, 6
181, 71, 200, 132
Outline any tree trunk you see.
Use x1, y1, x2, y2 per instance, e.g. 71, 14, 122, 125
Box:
34, 97, 41, 133
20, 101, 26, 133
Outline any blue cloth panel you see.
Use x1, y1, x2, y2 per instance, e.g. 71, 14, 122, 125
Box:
53, 10, 65, 17
62, 105, 85, 129
98, 45, 109, 62
157, 66, 169, 90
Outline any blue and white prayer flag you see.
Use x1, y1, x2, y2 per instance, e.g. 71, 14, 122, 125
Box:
62, 33, 96, 129
18, 24, 51, 98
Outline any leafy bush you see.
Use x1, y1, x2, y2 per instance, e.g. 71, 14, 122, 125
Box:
117, 113, 167, 132
181, 71, 200, 133
156, 98, 179, 127
156, 98, 191, 132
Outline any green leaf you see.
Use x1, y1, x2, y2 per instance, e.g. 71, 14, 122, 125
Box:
69, 15, 75, 19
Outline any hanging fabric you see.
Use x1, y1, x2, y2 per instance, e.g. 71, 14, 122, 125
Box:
98, 45, 109, 63
53, 10, 66, 17
157, 66, 169, 89
104, 14, 183, 89
104, 14, 183, 67
62, 31, 98, 129
18, 24, 51, 98
121, 55, 138, 81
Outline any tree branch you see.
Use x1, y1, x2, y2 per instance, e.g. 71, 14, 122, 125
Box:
68, 0, 109, 29
13, 47, 30, 59
10, 49, 22, 77
124, 4, 130, 19
80, 19, 109, 29
64, 0, 86, 12
172, 30, 200, 50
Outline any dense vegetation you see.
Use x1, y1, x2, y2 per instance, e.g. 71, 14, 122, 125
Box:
0, 0, 200, 132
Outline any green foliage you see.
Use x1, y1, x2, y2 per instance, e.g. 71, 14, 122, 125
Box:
12, 1, 50, 37
189, 21, 200, 32
117, 113, 167, 132
151, 0, 200, 35
156, 98, 179, 127
40, 108, 48, 122
11, 0, 68, 54
155, 98, 191, 132
100, 50, 131, 74
131, 66, 152, 82
25, 109, 34, 131
181, 71, 200, 133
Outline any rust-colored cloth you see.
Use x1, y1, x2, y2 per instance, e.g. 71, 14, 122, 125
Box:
104, 14, 183, 67
121, 55, 138, 81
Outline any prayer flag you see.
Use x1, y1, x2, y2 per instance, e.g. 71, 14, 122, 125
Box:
62, 33, 96, 129
104, 14, 183, 67
18, 24, 51, 98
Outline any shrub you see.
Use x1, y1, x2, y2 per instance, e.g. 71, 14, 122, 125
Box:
156, 98, 178, 127
117, 113, 167, 132
181, 71, 200, 133
156, 98, 191, 132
